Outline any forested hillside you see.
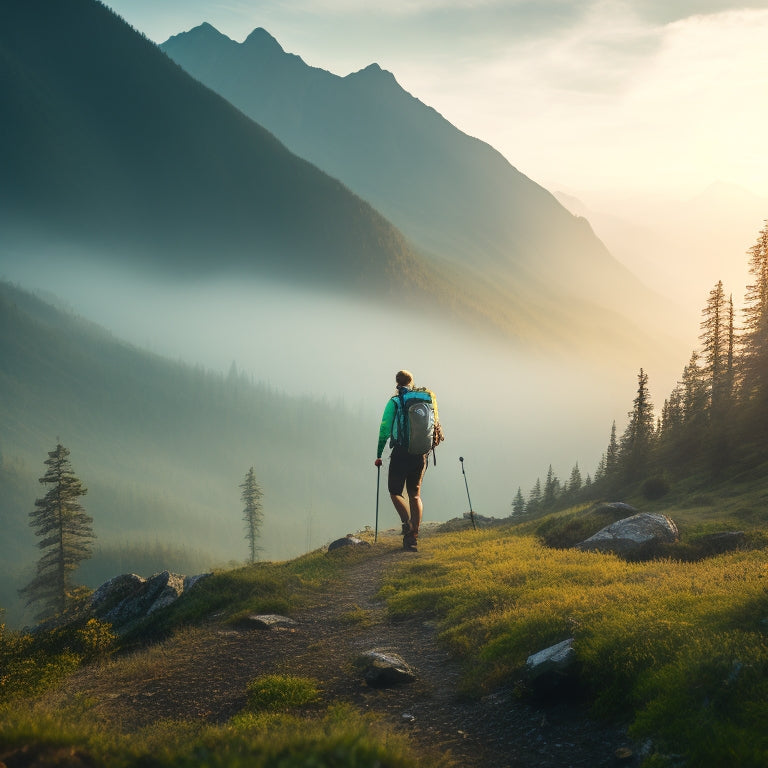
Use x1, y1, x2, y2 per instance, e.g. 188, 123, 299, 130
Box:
0, 281, 372, 625
0, 0, 432, 299
516, 220, 768, 514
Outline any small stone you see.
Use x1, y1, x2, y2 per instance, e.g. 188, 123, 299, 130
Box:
357, 648, 416, 687
245, 614, 298, 630
402, 712, 416, 722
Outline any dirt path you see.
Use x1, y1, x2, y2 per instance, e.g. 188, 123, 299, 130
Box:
50, 535, 634, 767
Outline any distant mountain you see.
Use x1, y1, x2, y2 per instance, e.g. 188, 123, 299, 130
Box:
0, 0, 443, 301
160, 24, 677, 338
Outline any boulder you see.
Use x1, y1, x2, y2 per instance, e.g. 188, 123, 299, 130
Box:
524, 638, 577, 685
575, 512, 678, 555
90, 570, 211, 632
90, 573, 146, 615
327, 535, 371, 552
357, 648, 416, 687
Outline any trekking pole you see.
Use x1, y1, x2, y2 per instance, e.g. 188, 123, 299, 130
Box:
374, 459, 382, 543
459, 456, 477, 531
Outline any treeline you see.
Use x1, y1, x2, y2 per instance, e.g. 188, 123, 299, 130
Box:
515, 219, 768, 515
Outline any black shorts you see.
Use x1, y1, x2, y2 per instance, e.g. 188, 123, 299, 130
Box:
388, 445, 427, 496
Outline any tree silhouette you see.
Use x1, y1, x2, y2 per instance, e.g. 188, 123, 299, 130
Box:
620, 368, 655, 480
740, 222, 768, 420
511, 487, 525, 517
240, 467, 264, 564
568, 462, 582, 495
19, 443, 94, 620
700, 280, 728, 418
527, 478, 542, 515
543, 465, 559, 508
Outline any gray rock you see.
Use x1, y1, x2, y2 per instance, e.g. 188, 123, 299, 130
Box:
575, 512, 678, 555
245, 614, 298, 630
89, 570, 210, 632
145, 571, 185, 615
327, 535, 371, 552
90, 573, 146, 615
357, 648, 416, 687
524, 638, 577, 683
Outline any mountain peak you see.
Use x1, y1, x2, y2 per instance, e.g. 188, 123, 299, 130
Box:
243, 27, 285, 53
346, 62, 398, 86
169, 22, 227, 43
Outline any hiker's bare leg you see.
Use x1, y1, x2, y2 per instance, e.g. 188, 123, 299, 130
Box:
390, 493, 411, 528
408, 492, 423, 535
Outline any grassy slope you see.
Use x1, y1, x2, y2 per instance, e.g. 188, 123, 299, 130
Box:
2, 487, 768, 767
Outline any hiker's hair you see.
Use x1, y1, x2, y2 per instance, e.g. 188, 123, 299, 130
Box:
395, 370, 414, 388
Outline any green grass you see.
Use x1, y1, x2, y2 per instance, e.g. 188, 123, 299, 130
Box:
380, 519, 768, 767
4, 501, 768, 767
245, 675, 321, 712
0, 701, 450, 768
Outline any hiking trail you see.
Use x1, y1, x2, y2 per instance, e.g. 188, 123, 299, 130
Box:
47, 531, 633, 767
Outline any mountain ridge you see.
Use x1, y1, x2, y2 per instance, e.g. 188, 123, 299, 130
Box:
160, 22, 681, 352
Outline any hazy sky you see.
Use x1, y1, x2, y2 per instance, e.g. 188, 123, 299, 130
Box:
105, 0, 768, 201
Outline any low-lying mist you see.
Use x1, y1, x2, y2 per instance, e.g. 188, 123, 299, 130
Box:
2, 248, 686, 526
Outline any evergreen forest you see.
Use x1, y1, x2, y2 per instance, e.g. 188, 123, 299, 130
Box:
517, 220, 768, 516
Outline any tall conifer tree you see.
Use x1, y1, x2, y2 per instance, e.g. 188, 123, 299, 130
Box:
240, 467, 264, 564
620, 369, 655, 480
19, 443, 94, 620
527, 478, 542, 514
605, 421, 619, 476
740, 222, 768, 416
568, 463, 582, 494
700, 280, 728, 417
512, 487, 525, 517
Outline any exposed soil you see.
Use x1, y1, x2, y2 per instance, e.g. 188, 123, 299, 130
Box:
44, 530, 638, 767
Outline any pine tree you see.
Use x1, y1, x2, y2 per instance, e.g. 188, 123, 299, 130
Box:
543, 465, 559, 507
527, 478, 542, 514
511, 487, 525, 517
681, 352, 708, 428
240, 467, 264, 564
593, 453, 606, 483
19, 443, 94, 620
725, 293, 736, 405
740, 222, 768, 416
605, 421, 619, 476
620, 368, 655, 480
568, 462, 582, 495
700, 280, 728, 418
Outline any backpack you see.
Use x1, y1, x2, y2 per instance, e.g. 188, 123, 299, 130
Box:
395, 387, 445, 460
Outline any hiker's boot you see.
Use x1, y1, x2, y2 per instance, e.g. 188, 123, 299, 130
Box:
404, 531, 418, 552
401, 522, 411, 536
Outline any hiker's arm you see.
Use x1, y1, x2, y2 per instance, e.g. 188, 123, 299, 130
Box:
377, 399, 395, 459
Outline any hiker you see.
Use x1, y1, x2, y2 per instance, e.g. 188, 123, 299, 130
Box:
375, 369, 442, 551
